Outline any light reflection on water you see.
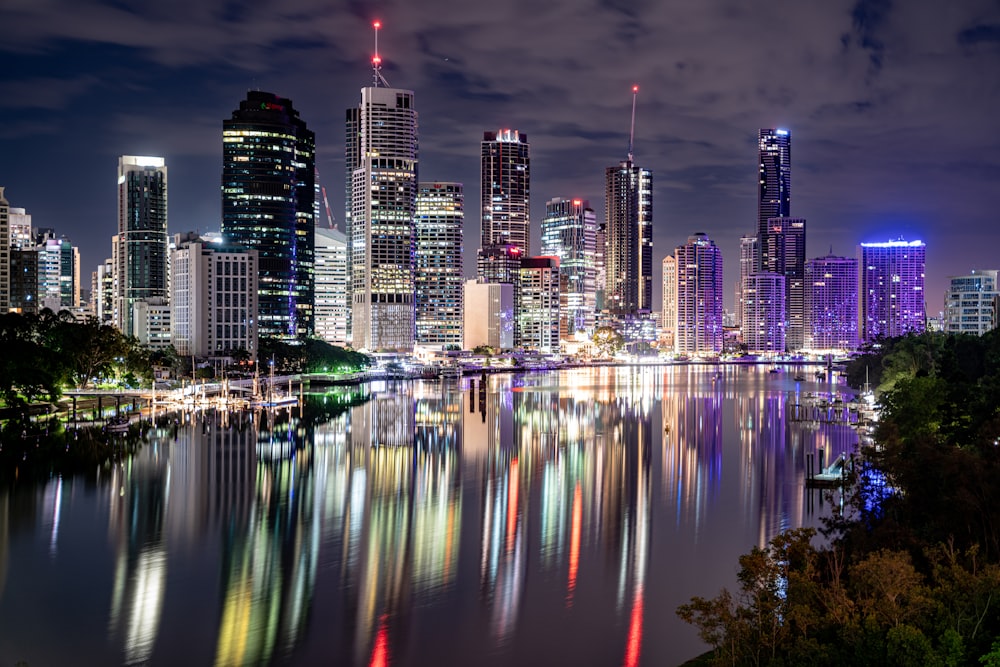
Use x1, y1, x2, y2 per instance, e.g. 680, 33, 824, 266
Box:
0, 365, 856, 666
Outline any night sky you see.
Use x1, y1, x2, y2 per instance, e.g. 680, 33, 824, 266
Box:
2, 0, 999, 313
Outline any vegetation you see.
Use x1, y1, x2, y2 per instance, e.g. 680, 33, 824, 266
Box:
258, 336, 371, 374
678, 330, 1000, 666
592, 326, 624, 357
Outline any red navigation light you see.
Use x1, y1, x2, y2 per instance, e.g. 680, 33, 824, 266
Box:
572, 199, 582, 206
373, 20, 381, 28
632, 85, 639, 93
372, 55, 381, 65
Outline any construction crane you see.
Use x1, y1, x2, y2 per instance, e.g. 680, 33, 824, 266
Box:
315, 167, 336, 229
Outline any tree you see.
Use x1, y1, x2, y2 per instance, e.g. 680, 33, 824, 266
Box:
592, 326, 624, 358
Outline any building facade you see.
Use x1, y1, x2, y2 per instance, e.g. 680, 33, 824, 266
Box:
736, 235, 757, 329
944, 269, 999, 336
674, 233, 724, 356
463, 280, 514, 350
742, 272, 786, 355
805, 254, 858, 351
346, 86, 418, 352
604, 161, 653, 316
222, 91, 315, 340
0, 188, 7, 312
760, 216, 806, 350
517, 257, 560, 354
314, 227, 349, 346
758, 129, 791, 271
479, 130, 530, 262
541, 198, 597, 339
415, 182, 464, 347
661, 255, 676, 347
132, 298, 172, 349
171, 233, 258, 359
859, 239, 926, 344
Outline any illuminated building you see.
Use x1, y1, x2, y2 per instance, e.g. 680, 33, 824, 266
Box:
518, 256, 560, 354
132, 297, 172, 349
944, 269, 999, 335
314, 226, 349, 346
464, 280, 514, 350
479, 130, 530, 264
223, 91, 314, 340
115, 155, 168, 335
859, 238, 926, 343
604, 160, 653, 317
741, 272, 786, 354
760, 216, 806, 350
661, 255, 676, 345
758, 129, 791, 270
541, 198, 597, 338
9, 247, 38, 314
674, 233, 723, 355
8, 206, 32, 250
736, 235, 757, 329
171, 232, 258, 359
0, 188, 7, 311
346, 86, 418, 352
415, 182, 464, 347
804, 254, 858, 351
93, 257, 114, 324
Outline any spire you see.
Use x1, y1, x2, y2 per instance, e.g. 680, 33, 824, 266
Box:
371, 20, 390, 87
627, 85, 639, 163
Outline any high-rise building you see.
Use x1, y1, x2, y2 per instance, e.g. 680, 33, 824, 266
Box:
541, 198, 597, 339
36, 232, 63, 311
171, 232, 258, 359
8, 206, 32, 250
0, 188, 7, 312
222, 91, 315, 340
346, 86, 418, 352
661, 255, 676, 346
132, 298, 172, 350
742, 272, 786, 354
314, 227, 349, 346
517, 257, 560, 354
758, 129, 791, 270
93, 258, 114, 324
605, 161, 653, 317
859, 238, 926, 344
415, 182, 464, 347
9, 247, 38, 314
760, 216, 806, 350
805, 254, 858, 351
115, 156, 169, 335
674, 233, 723, 356
944, 269, 999, 336
736, 235, 757, 329
479, 130, 530, 262
463, 280, 514, 350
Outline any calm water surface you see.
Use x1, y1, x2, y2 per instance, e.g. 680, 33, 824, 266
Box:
0, 365, 857, 666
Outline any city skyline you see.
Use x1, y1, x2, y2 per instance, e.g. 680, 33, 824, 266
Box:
2, 0, 999, 312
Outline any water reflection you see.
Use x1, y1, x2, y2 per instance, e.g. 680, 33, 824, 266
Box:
0, 366, 857, 666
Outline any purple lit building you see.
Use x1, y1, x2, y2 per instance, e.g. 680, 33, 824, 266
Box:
859, 239, 926, 344
675, 233, 723, 356
805, 254, 858, 351
742, 272, 785, 355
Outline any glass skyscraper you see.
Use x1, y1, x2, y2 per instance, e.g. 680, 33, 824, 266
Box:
541, 197, 597, 339
415, 182, 464, 347
761, 216, 806, 350
479, 130, 530, 262
222, 91, 315, 340
859, 238, 926, 344
758, 129, 791, 271
605, 161, 653, 316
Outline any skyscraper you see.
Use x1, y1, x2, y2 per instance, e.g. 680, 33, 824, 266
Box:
517, 256, 560, 354
675, 233, 723, 355
0, 188, 8, 313
346, 86, 418, 352
222, 91, 315, 340
760, 216, 806, 350
604, 162, 653, 316
859, 238, 926, 344
541, 197, 597, 339
661, 255, 676, 347
758, 128, 791, 271
116, 156, 168, 336
742, 272, 786, 354
736, 235, 757, 329
805, 254, 858, 351
479, 129, 530, 265
314, 227, 349, 346
415, 182, 464, 347
944, 269, 998, 336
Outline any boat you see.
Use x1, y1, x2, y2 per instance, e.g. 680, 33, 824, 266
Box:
794, 374, 807, 382
104, 415, 130, 433
439, 365, 462, 380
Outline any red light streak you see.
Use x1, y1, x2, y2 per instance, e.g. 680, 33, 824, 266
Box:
623, 591, 644, 667
369, 615, 389, 667
506, 458, 519, 553
567, 483, 582, 606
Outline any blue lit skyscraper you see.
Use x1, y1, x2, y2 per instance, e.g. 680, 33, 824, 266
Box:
859, 238, 926, 344
222, 92, 315, 340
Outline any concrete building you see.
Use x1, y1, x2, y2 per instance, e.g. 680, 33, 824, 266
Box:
741, 272, 786, 355
736, 235, 757, 329
463, 280, 514, 350
805, 254, 858, 351
314, 227, 349, 346
171, 233, 258, 359
518, 257, 560, 354
944, 269, 999, 335
415, 182, 464, 347
8, 206, 32, 250
133, 297, 172, 349
0, 188, 8, 312
661, 255, 676, 347
859, 238, 926, 344
675, 233, 723, 356
541, 198, 597, 339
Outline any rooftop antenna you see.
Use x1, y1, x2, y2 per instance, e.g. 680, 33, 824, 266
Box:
372, 20, 390, 87
627, 85, 639, 163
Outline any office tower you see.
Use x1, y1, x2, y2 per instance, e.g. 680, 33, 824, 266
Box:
479, 130, 530, 261
94, 258, 114, 324
605, 162, 653, 316
314, 227, 349, 346
9, 247, 38, 314
59, 238, 80, 308
115, 156, 168, 335
415, 182, 464, 347
736, 235, 757, 329
742, 272, 786, 354
346, 86, 418, 352
518, 257, 560, 354
859, 238, 926, 344
804, 254, 858, 351
944, 269, 999, 335
223, 91, 315, 340
36, 232, 62, 311
0, 188, 9, 312
171, 232, 258, 359
661, 255, 676, 346
760, 216, 806, 350
674, 233, 723, 355
758, 129, 790, 270
8, 207, 32, 250
541, 197, 597, 339
463, 280, 514, 350
132, 298, 172, 349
